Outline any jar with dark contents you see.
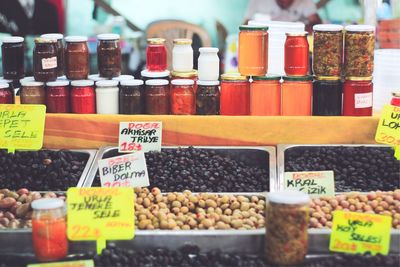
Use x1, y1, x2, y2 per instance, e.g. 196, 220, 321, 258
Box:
220, 73, 250, 115
70, 80, 95, 114
0, 82, 13, 104
196, 80, 220, 115
46, 80, 70, 113
65, 36, 89, 80
2, 36, 25, 80
145, 79, 170, 115
170, 79, 196, 115
41, 33, 64, 77
313, 76, 342, 116
97, 33, 121, 78
0, 78, 15, 104
20, 81, 46, 104
33, 38, 58, 82
119, 79, 144, 114
343, 76, 373, 116
141, 69, 170, 83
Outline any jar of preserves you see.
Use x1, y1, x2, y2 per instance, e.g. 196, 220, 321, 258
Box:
141, 69, 170, 83
32, 198, 68, 262
250, 75, 281, 116
266, 191, 310, 266
0, 83, 13, 104
170, 79, 195, 115
196, 80, 220, 115
220, 73, 250, 116
198, 47, 219, 81
65, 36, 89, 80
1, 36, 25, 80
41, 33, 64, 77
281, 76, 312, 116
97, 33, 121, 78
343, 76, 373, 116
96, 80, 119, 114
312, 24, 343, 76
0, 78, 15, 104
70, 80, 95, 114
33, 38, 58, 82
46, 80, 70, 113
238, 25, 268, 76
172, 38, 193, 72
20, 81, 46, 105
145, 79, 170, 115
146, 38, 167, 71
344, 25, 375, 77
112, 75, 135, 84
313, 76, 342, 116
88, 74, 107, 82
119, 79, 144, 114
391, 92, 400, 107
285, 32, 309, 76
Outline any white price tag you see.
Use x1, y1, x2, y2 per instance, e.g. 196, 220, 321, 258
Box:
118, 122, 162, 153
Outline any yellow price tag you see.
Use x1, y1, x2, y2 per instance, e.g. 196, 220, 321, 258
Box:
330, 211, 392, 255
27, 260, 94, 267
375, 104, 400, 147
0, 104, 46, 153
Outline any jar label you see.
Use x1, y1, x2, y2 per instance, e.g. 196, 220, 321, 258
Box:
354, 92, 372, 108
42, 56, 57, 69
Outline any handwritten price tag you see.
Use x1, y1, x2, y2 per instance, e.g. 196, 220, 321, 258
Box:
284, 171, 335, 198
28, 260, 94, 267
375, 105, 400, 147
118, 122, 162, 153
330, 211, 392, 255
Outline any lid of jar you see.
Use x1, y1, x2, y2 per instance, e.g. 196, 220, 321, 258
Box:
112, 75, 135, 82
0, 77, 13, 83
315, 76, 341, 81
120, 79, 144, 86
345, 25, 375, 32
221, 73, 248, 81
345, 76, 373, 81
283, 76, 312, 81
173, 38, 192, 45
20, 76, 35, 83
34, 37, 57, 43
392, 91, 400, 97
199, 47, 219, 53
197, 80, 220, 86
71, 80, 94, 87
2, 36, 24, 43
313, 24, 344, 32
147, 38, 166, 44
31, 198, 64, 210
253, 75, 281, 81
239, 25, 268, 31
65, 36, 88, 42
0, 82, 10, 89
171, 79, 195, 86
286, 31, 308, 36
21, 81, 44, 87
97, 33, 120, 40
268, 191, 310, 205
58, 76, 68, 80
171, 70, 198, 78
145, 79, 169, 86
141, 69, 170, 78
41, 33, 63, 40
96, 80, 119, 87
88, 74, 108, 82
46, 80, 70, 87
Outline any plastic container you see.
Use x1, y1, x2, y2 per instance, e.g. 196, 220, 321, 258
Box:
97, 33, 121, 78
20, 81, 46, 105
198, 47, 219, 81
196, 80, 220, 115
96, 80, 119, 114
1, 36, 25, 80
312, 76, 342, 116
46, 80, 70, 113
145, 79, 170, 115
146, 38, 167, 72
70, 80, 95, 114
33, 38, 58, 82
284, 32, 309, 76
119, 79, 144, 114
65, 36, 89, 80
343, 77, 373, 116
250, 75, 281, 116
281, 76, 312, 116
220, 73, 250, 116
172, 39, 193, 72
41, 33, 64, 77
170, 79, 196, 115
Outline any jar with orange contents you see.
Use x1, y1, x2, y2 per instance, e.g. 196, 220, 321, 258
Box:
220, 73, 250, 115
284, 32, 309, 76
170, 79, 196, 115
250, 75, 281, 116
281, 76, 312, 116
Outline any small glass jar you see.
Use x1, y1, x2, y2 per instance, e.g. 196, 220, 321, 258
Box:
32, 199, 67, 262
112, 75, 135, 85
88, 74, 107, 83
141, 69, 170, 83
119, 79, 144, 114
41, 33, 64, 77
65, 36, 89, 80
20, 81, 46, 105
238, 25, 268, 76
1, 36, 25, 80
250, 75, 281, 116
196, 80, 220, 115
220, 73, 250, 116
70, 80, 95, 114
0, 78, 15, 104
344, 25, 375, 77
313, 76, 342, 116
146, 38, 167, 72
343, 76, 373, 116
391, 92, 400, 107
198, 47, 219, 81
145, 79, 170, 115
97, 33, 121, 78
170, 79, 196, 115
266, 191, 310, 266
172, 38, 193, 72
96, 80, 119, 114
33, 38, 58, 82
281, 76, 312, 116
0, 82, 13, 104
312, 24, 343, 76
46, 80, 70, 113
285, 32, 309, 76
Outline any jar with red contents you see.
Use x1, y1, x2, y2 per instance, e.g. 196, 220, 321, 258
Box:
46, 80, 70, 113
170, 79, 195, 115
284, 32, 309, 76
220, 73, 250, 115
70, 80, 95, 114
343, 77, 373, 116
146, 38, 167, 71
391, 92, 400, 107
0, 82, 13, 104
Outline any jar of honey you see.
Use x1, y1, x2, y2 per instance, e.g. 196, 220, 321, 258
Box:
281, 76, 312, 116
220, 73, 250, 116
250, 75, 281, 116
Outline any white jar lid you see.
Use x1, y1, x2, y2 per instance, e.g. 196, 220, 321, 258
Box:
0, 82, 10, 89
145, 79, 169, 86
112, 75, 135, 82
20, 76, 35, 83
268, 191, 310, 205
71, 80, 94, 87
171, 79, 195, 86
313, 24, 343, 32
65, 36, 88, 42
97, 33, 120, 40
197, 80, 220, 86
96, 80, 119, 87
120, 79, 144, 86
32, 198, 64, 210
345, 25, 375, 32
0, 77, 13, 83
46, 80, 70, 87
2, 36, 24, 43
21, 81, 44, 87
41, 33, 63, 40
88, 74, 108, 82
141, 69, 170, 78
199, 47, 219, 53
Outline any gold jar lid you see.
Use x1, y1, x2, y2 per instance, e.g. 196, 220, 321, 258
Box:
171, 70, 198, 78
34, 37, 57, 43
221, 73, 248, 81
345, 76, 373, 81
147, 38, 166, 45
173, 38, 192, 45
315, 76, 341, 81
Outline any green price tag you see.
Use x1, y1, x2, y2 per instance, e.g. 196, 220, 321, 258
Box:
284, 171, 335, 198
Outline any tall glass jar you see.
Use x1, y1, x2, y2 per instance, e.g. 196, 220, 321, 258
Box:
46, 80, 70, 113
198, 47, 219, 81
0, 82, 13, 104
145, 79, 170, 115
285, 32, 309, 76
220, 73, 250, 116
141, 69, 170, 83
65, 36, 89, 80
170, 79, 196, 115
41, 33, 64, 77
250, 75, 281, 116
20, 81, 46, 105
313, 76, 342, 116
172, 39, 193, 72
146, 38, 167, 71
96, 80, 119, 114
196, 80, 220, 115
119, 79, 144, 114
238, 25, 268, 76
97, 33, 121, 78
33, 38, 58, 82
281, 76, 312, 116
343, 77, 373, 116
70, 80, 95, 114
1, 36, 25, 80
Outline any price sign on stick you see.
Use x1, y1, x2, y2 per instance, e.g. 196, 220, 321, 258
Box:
284, 171, 335, 198
118, 122, 162, 153
375, 105, 400, 159
67, 188, 135, 254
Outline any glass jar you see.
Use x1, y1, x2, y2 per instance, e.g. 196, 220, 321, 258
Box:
70, 80, 95, 114
0, 83, 13, 104
0, 78, 15, 104
250, 75, 281, 116
145, 79, 170, 115
343, 77, 373, 116
281, 76, 312, 116
172, 38, 193, 72
97, 33, 121, 78
391, 92, 400, 107
196, 80, 220, 115
96, 80, 119, 114
46, 80, 70, 113
220, 73, 250, 116
112, 75, 135, 84
285, 32, 309, 76
170, 79, 196, 115
198, 47, 219, 81
119, 79, 144, 114
88, 74, 107, 82
65, 36, 89, 80
312, 24, 343, 76
238, 25, 268, 76
41, 33, 64, 77
313, 76, 342, 116
33, 38, 58, 82
20, 81, 46, 105
1, 36, 25, 80
32, 198, 68, 262
344, 25, 375, 77
141, 69, 170, 83
146, 38, 167, 71
266, 191, 310, 266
